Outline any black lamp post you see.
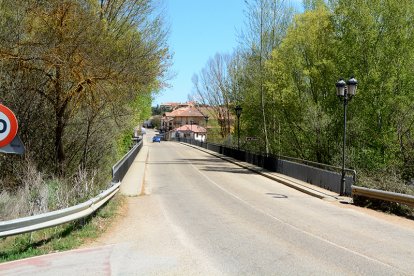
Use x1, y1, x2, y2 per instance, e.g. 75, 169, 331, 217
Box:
204, 116, 209, 142
190, 120, 194, 140
336, 77, 358, 196
235, 105, 242, 150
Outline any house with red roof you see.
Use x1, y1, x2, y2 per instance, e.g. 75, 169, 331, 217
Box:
161, 106, 207, 132
171, 124, 207, 141
159, 103, 210, 141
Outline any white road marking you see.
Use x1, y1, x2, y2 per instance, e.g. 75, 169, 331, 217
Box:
185, 159, 407, 274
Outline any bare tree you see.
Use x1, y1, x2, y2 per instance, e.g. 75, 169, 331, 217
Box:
192, 53, 236, 138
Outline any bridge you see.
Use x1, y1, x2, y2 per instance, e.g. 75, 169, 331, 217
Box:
1, 129, 414, 275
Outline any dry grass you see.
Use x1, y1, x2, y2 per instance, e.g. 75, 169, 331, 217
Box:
0, 160, 48, 220
0, 195, 124, 263
0, 159, 104, 221
354, 172, 414, 217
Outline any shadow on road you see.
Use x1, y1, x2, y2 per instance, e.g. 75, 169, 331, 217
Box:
148, 158, 257, 175
147, 158, 225, 166
199, 166, 256, 175
266, 193, 288, 199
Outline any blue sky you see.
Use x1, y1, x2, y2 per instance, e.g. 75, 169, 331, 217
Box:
154, 0, 301, 106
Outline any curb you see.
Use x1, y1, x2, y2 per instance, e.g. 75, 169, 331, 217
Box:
181, 142, 339, 201
140, 148, 150, 196
120, 144, 149, 197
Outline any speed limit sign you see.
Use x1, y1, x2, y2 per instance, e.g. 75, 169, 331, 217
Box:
0, 104, 18, 148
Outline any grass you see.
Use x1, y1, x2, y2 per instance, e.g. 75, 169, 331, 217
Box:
0, 194, 125, 263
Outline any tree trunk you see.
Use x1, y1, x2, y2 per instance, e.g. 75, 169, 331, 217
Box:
260, 3, 269, 156
55, 111, 66, 175
54, 65, 67, 176
81, 116, 92, 170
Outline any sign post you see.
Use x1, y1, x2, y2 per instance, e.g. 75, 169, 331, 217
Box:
0, 104, 24, 155
0, 104, 18, 147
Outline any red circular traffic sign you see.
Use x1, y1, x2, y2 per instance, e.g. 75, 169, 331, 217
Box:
0, 104, 18, 148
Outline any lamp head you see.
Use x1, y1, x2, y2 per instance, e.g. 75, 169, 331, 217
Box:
346, 77, 358, 97
336, 79, 346, 97
235, 105, 242, 117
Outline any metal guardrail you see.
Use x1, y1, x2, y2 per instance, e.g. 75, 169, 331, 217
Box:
175, 138, 357, 180
0, 138, 143, 238
112, 139, 142, 182
175, 137, 355, 195
179, 137, 412, 206
0, 182, 120, 238
276, 155, 357, 182
352, 186, 414, 207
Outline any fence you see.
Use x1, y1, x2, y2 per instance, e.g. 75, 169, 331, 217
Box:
0, 183, 120, 238
352, 186, 414, 207
175, 138, 355, 195
112, 139, 143, 182
178, 138, 414, 207
0, 138, 143, 238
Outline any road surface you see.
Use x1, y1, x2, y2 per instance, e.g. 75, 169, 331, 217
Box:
1, 132, 414, 275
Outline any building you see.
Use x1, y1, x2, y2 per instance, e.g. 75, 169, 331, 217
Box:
158, 101, 213, 141
160, 101, 198, 113
161, 105, 207, 132
170, 124, 207, 142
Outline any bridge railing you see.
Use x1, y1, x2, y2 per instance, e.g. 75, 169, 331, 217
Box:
0, 138, 143, 238
112, 139, 143, 182
176, 138, 414, 207
352, 186, 414, 207
174, 137, 355, 195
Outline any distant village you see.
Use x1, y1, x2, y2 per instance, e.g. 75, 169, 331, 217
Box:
144, 102, 212, 142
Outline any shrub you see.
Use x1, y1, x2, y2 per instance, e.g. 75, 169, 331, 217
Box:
354, 171, 414, 217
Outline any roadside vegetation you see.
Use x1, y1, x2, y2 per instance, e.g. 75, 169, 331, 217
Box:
0, 0, 170, 219
0, 0, 169, 260
353, 173, 414, 217
189, 0, 414, 215
0, 194, 124, 263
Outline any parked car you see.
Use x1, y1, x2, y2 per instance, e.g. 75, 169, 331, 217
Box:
152, 136, 161, 143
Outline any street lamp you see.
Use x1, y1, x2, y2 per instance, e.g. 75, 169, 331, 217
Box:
190, 120, 194, 140
204, 116, 209, 142
336, 77, 358, 196
235, 105, 242, 150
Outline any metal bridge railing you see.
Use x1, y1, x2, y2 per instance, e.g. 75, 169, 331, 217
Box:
352, 186, 414, 207
0, 183, 120, 238
0, 138, 143, 238
174, 137, 355, 195
112, 139, 143, 182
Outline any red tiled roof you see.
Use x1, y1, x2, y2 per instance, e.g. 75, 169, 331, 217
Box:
174, 125, 206, 133
167, 107, 204, 117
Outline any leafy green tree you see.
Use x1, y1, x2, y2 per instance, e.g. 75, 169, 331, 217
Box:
237, 0, 294, 154
333, 0, 414, 178
191, 0, 414, 190
265, 3, 338, 162
0, 0, 170, 179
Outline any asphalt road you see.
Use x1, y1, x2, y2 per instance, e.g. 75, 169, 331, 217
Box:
1, 133, 414, 275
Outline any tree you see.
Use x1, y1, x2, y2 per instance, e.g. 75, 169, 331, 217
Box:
332, 0, 414, 177
192, 53, 235, 138
0, 0, 171, 176
237, 0, 294, 154
265, 2, 338, 162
